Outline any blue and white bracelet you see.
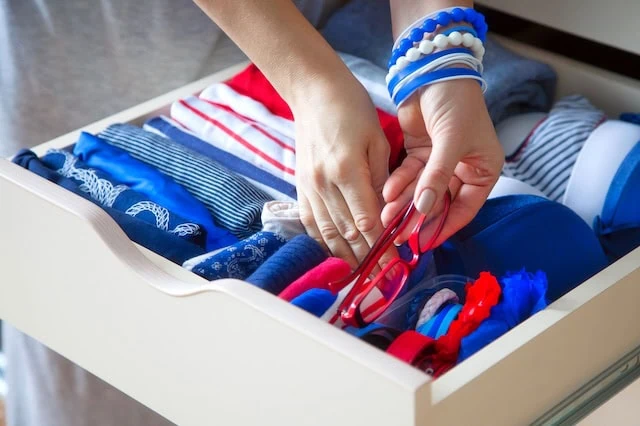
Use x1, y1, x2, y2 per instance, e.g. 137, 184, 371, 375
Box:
386, 7, 488, 107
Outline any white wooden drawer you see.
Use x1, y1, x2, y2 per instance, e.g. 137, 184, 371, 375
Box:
1, 33, 640, 426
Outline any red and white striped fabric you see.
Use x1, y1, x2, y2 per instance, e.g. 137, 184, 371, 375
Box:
170, 64, 406, 195
171, 89, 297, 187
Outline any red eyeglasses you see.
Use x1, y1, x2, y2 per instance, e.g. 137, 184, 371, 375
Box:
328, 190, 451, 328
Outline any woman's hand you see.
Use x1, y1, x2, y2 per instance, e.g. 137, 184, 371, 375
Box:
381, 79, 504, 245
293, 77, 393, 268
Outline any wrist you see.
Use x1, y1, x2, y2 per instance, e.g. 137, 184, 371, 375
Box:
286, 61, 361, 115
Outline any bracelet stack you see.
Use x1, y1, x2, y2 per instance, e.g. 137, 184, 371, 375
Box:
387, 7, 488, 106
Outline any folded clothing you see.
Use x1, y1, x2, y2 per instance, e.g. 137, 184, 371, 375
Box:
279, 257, 352, 301
458, 269, 548, 362
319, 0, 556, 123
73, 132, 237, 250
222, 64, 406, 171
291, 288, 337, 318
563, 120, 640, 229
502, 95, 606, 202
144, 116, 296, 201
488, 176, 547, 200
12, 149, 205, 264
434, 195, 609, 303
246, 234, 328, 295
40, 149, 206, 246
594, 141, 640, 261
98, 123, 273, 239
261, 201, 306, 240
170, 91, 297, 188
183, 231, 287, 281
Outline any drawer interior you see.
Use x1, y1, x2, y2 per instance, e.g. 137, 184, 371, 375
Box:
1, 35, 640, 426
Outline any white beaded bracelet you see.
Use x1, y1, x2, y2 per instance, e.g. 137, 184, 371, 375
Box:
387, 31, 485, 81
388, 32, 485, 79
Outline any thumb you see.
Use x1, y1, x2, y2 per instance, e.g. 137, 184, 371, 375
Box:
414, 140, 460, 214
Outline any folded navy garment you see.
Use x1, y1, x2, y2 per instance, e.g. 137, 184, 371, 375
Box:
183, 231, 287, 281
320, 0, 556, 123
98, 123, 273, 239
144, 116, 297, 201
594, 141, 640, 261
73, 132, 237, 250
41, 149, 206, 247
246, 234, 328, 295
434, 195, 609, 303
12, 149, 205, 264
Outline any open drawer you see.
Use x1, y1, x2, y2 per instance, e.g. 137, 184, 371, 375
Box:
2, 20, 640, 426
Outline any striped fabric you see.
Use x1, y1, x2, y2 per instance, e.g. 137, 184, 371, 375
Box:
99, 124, 273, 239
144, 116, 297, 201
171, 86, 297, 188
502, 95, 606, 201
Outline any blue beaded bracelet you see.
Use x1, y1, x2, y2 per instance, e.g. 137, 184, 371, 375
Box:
393, 68, 484, 106
387, 47, 473, 96
388, 7, 487, 68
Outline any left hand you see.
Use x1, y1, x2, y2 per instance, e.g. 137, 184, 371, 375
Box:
381, 79, 504, 246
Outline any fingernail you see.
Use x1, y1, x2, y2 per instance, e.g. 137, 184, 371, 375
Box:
416, 189, 436, 214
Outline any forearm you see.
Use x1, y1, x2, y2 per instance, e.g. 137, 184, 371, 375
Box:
194, 0, 352, 110
390, 0, 474, 39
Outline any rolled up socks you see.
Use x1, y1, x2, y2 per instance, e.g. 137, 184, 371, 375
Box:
279, 257, 352, 301
290, 289, 337, 317
246, 234, 328, 294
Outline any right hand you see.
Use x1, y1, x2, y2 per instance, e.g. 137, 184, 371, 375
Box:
293, 76, 394, 269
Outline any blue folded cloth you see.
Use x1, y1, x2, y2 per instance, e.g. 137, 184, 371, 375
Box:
458, 269, 548, 362
434, 195, 609, 303
40, 149, 206, 247
246, 234, 328, 294
98, 123, 273, 239
73, 132, 237, 250
12, 149, 205, 264
184, 231, 287, 281
291, 288, 337, 317
320, 0, 556, 123
594, 141, 640, 261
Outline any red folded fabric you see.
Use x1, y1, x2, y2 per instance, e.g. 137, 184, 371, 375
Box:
279, 257, 352, 302
431, 272, 502, 376
226, 64, 405, 171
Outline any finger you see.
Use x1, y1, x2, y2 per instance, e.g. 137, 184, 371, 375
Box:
413, 140, 463, 215
306, 190, 360, 268
297, 191, 328, 252
336, 160, 397, 269
319, 184, 372, 265
382, 155, 426, 204
433, 180, 494, 247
